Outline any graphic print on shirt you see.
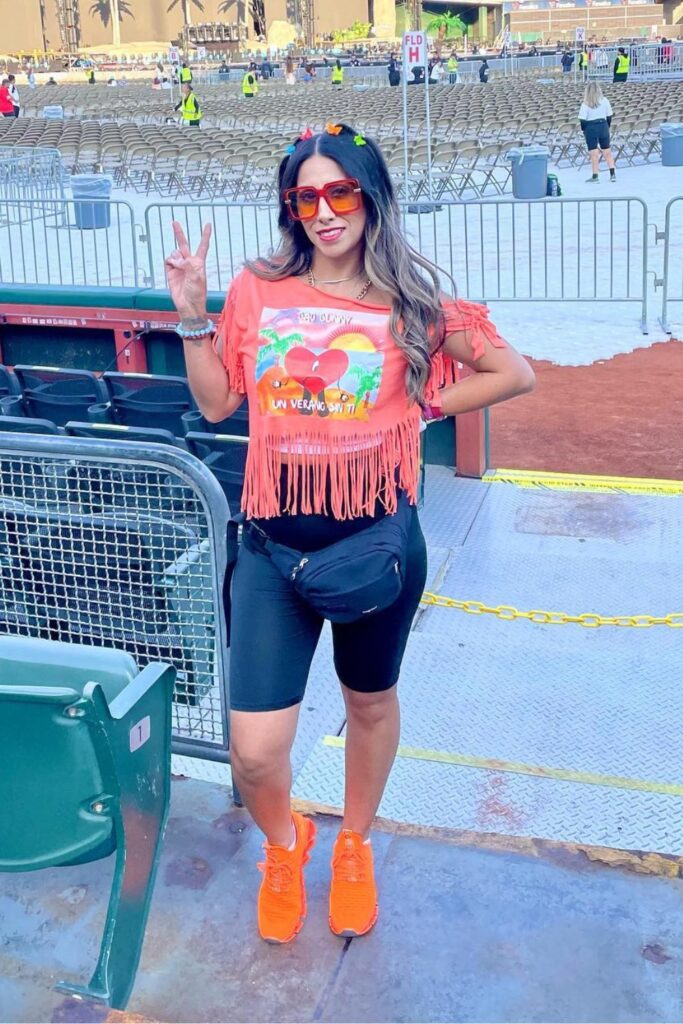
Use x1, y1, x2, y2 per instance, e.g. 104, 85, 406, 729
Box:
254, 306, 388, 421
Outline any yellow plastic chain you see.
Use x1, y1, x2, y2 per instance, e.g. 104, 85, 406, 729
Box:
419, 593, 683, 629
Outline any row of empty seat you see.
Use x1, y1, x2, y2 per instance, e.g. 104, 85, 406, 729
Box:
0, 364, 248, 512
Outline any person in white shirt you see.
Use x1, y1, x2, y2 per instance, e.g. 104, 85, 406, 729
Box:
579, 82, 616, 183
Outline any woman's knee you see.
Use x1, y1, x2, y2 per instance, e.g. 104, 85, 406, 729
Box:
342, 684, 398, 724
229, 707, 298, 782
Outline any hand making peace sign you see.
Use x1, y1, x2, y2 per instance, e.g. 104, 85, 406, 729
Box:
165, 220, 212, 322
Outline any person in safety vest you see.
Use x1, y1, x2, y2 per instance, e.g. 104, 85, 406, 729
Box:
613, 48, 630, 82
331, 59, 344, 86
242, 67, 258, 97
180, 62, 193, 84
447, 53, 458, 84
579, 49, 589, 75
175, 83, 202, 126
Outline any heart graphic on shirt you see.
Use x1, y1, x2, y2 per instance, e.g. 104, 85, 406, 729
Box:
284, 347, 349, 395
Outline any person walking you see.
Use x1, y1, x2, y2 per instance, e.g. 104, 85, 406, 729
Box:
7, 75, 20, 117
579, 81, 616, 183
242, 66, 258, 98
560, 49, 574, 74
164, 123, 534, 945
331, 59, 344, 87
180, 62, 193, 85
578, 48, 589, 77
479, 58, 490, 83
613, 47, 630, 83
388, 53, 400, 86
175, 82, 203, 126
447, 52, 459, 84
0, 80, 15, 118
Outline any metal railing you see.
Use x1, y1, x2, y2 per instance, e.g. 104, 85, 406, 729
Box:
143, 197, 649, 329
401, 197, 649, 330
0, 433, 230, 761
660, 196, 683, 334
0, 197, 139, 288
0, 146, 66, 222
586, 41, 683, 80
143, 200, 278, 289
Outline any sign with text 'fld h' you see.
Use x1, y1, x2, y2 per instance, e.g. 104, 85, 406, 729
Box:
403, 31, 427, 67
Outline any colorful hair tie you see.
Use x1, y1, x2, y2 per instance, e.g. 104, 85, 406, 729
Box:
285, 144, 296, 155
325, 123, 343, 136
299, 127, 314, 140
353, 133, 367, 146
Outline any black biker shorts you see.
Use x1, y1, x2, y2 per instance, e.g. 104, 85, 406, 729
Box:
584, 120, 610, 151
228, 506, 428, 712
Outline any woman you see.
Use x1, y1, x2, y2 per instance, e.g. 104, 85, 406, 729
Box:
579, 82, 616, 183
165, 124, 534, 945
285, 55, 296, 86
479, 58, 490, 83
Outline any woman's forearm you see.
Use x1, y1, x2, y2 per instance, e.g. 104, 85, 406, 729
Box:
181, 328, 243, 423
439, 368, 534, 417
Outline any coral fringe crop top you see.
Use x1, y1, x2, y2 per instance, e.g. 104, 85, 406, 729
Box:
214, 269, 505, 520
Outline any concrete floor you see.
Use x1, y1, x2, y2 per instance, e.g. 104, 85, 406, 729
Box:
2, 776, 682, 1024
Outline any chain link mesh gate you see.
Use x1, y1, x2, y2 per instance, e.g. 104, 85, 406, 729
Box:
0, 433, 231, 761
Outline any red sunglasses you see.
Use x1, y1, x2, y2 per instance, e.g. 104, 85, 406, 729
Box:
283, 178, 363, 221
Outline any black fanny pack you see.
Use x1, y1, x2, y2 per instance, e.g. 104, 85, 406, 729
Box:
244, 496, 413, 624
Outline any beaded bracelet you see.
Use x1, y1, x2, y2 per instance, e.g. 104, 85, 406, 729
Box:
176, 319, 216, 340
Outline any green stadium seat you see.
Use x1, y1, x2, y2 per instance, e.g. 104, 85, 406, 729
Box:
102, 371, 201, 436
13, 366, 110, 427
0, 635, 175, 1009
185, 430, 248, 514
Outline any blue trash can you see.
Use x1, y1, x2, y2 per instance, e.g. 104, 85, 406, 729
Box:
71, 174, 113, 229
506, 145, 551, 200
661, 124, 683, 167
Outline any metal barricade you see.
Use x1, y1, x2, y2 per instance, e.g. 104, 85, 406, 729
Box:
587, 41, 683, 80
143, 197, 648, 330
144, 201, 279, 290
0, 197, 139, 287
400, 198, 648, 331
660, 195, 683, 334
0, 146, 66, 220
0, 433, 230, 761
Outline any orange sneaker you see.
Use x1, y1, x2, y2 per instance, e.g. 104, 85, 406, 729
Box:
329, 829, 378, 937
257, 811, 316, 944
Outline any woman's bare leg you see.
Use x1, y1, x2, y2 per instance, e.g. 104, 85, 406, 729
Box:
230, 705, 301, 846
340, 684, 400, 837
602, 146, 616, 169
590, 148, 601, 174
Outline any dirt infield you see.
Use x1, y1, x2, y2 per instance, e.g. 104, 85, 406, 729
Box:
489, 339, 683, 480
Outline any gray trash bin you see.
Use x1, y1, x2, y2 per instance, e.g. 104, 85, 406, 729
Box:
506, 145, 551, 200
71, 174, 113, 229
661, 123, 683, 167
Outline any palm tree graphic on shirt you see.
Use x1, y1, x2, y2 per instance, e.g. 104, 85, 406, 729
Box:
256, 327, 303, 370
347, 364, 383, 411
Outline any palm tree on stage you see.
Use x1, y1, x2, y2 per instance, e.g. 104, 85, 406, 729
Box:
88, 0, 134, 48
220, 0, 266, 37
167, 0, 205, 29
426, 12, 467, 56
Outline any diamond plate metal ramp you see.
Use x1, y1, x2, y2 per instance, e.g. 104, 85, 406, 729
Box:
293, 736, 683, 854
294, 480, 683, 855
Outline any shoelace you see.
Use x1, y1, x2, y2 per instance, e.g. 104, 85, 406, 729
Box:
333, 843, 368, 884
258, 847, 295, 894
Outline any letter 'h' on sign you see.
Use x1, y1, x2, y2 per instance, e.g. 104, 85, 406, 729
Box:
403, 31, 427, 67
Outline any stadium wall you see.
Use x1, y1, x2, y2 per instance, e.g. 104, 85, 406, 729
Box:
507, 1, 676, 41
0, 0, 373, 54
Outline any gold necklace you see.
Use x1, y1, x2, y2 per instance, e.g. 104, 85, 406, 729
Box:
308, 266, 372, 302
